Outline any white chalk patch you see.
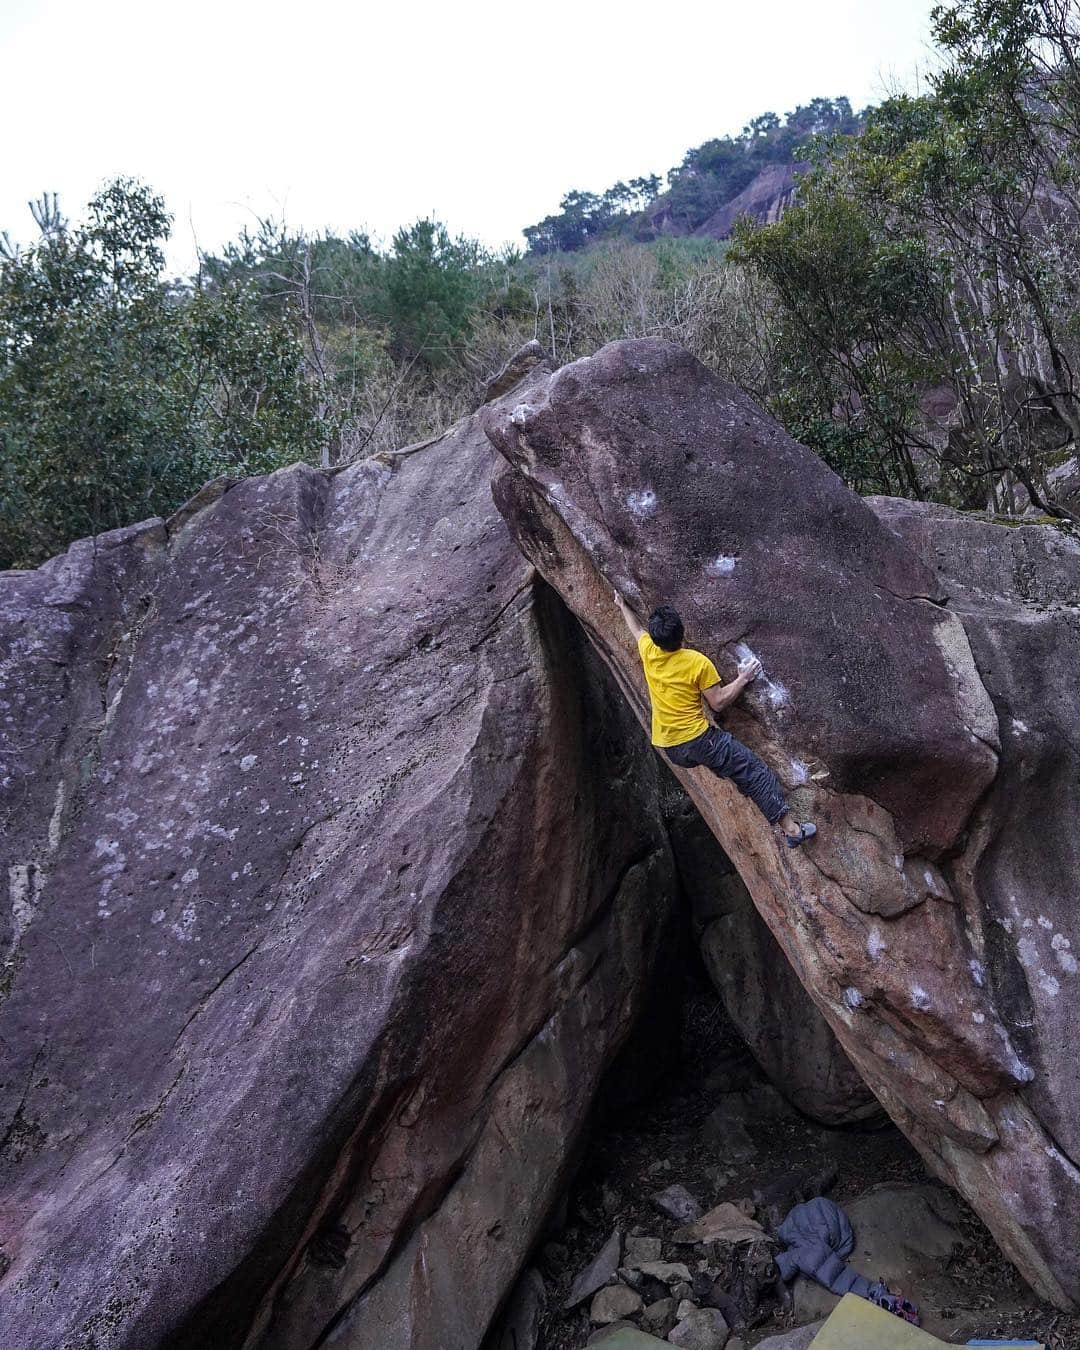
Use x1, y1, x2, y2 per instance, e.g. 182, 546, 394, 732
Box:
968, 958, 987, 988
7, 863, 42, 960
181, 868, 199, 885
1000, 916, 1014, 933
765, 681, 790, 709
972, 1011, 986, 1024
1038, 970, 1061, 997
842, 987, 864, 1011
734, 642, 792, 710
1052, 934, 1078, 974
1012, 718, 1029, 733
911, 985, 932, 1011
48, 781, 66, 852
510, 402, 535, 427
626, 489, 658, 519
867, 928, 887, 961
1038, 915, 1053, 930
239, 755, 257, 772
789, 760, 809, 786
1017, 937, 1039, 968
708, 555, 737, 576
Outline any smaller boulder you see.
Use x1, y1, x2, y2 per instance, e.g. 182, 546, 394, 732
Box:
720, 1086, 795, 1122
590, 1284, 645, 1325
642, 1297, 678, 1337
651, 1184, 703, 1224
700, 1109, 757, 1162
566, 1230, 624, 1309
667, 1306, 730, 1349
626, 1235, 664, 1265
673, 1202, 767, 1246
636, 1261, 693, 1284
491, 1267, 545, 1350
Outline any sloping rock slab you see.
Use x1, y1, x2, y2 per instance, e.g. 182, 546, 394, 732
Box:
482, 337, 1080, 1308
0, 379, 676, 1347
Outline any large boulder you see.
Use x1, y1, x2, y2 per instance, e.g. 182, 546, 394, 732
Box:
482, 338, 1080, 1308
0, 371, 678, 1348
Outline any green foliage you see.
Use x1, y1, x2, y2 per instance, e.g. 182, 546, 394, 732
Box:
731, 1, 1080, 516
0, 180, 324, 568
522, 178, 662, 253
377, 220, 494, 368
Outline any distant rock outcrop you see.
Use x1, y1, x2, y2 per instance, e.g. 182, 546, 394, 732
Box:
643, 163, 804, 242
694, 163, 806, 240
483, 338, 1080, 1310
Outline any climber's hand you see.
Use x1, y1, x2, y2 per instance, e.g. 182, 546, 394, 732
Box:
738, 656, 762, 682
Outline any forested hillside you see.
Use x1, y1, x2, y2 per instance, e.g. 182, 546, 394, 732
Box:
2, 0, 1078, 570
521, 96, 865, 251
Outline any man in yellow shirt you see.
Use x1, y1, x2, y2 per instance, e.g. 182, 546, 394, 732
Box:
614, 593, 816, 848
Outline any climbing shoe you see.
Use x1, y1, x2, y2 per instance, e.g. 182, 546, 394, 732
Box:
786, 822, 817, 849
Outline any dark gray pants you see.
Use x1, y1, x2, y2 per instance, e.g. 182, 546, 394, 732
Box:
664, 726, 787, 825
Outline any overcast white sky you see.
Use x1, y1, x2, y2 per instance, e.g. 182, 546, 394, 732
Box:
1, 0, 940, 274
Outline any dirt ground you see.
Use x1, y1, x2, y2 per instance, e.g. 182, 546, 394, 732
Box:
535, 976, 1080, 1350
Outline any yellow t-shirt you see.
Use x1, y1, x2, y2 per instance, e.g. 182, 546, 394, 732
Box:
637, 633, 722, 748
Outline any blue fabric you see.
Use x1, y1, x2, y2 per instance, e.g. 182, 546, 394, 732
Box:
664, 726, 788, 824
775, 1198, 873, 1298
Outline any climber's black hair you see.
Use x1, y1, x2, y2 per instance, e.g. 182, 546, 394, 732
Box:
648, 605, 684, 652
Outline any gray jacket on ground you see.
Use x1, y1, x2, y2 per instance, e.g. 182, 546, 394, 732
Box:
774, 1197, 877, 1299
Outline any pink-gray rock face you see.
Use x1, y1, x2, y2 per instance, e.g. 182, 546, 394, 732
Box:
693, 163, 805, 239
662, 791, 876, 1125
482, 338, 1080, 1308
0, 380, 677, 1348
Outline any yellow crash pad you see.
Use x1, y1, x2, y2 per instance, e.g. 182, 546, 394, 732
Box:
810, 1294, 949, 1348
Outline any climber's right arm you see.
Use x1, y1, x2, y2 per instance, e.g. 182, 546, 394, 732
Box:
613, 588, 645, 642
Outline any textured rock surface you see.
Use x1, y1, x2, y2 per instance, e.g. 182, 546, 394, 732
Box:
483, 337, 1080, 1307
0, 374, 677, 1348
665, 789, 875, 1124
693, 163, 805, 239
753, 1323, 824, 1350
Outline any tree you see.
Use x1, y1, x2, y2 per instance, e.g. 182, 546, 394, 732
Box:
731, 5, 1080, 517
0, 180, 324, 568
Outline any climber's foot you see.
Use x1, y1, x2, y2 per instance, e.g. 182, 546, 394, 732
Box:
785, 822, 817, 849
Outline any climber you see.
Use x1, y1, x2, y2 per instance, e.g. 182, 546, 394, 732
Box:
614, 591, 816, 848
